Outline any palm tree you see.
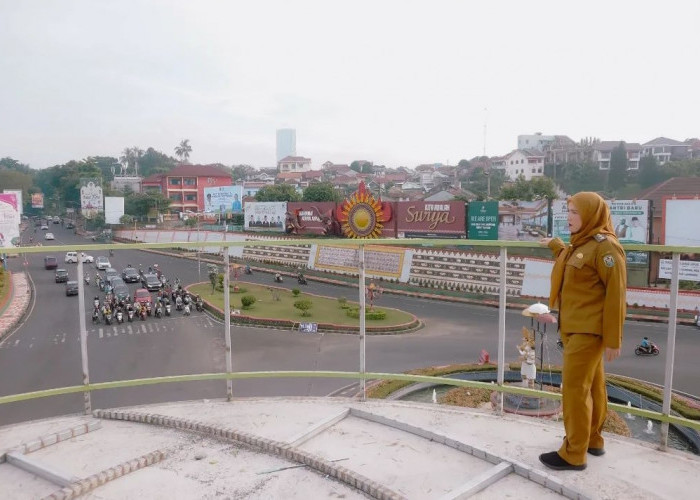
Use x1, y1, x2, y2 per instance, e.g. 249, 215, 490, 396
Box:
175, 139, 192, 164
119, 146, 144, 176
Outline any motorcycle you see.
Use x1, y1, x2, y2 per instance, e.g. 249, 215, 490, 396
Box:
183, 303, 191, 316
274, 274, 283, 283
155, 304, 163, 318
694, 314, 700, 328
635, 342, 660, 356
146, 302, 153, 316
165, 303, 172, 316
175, 297, 183, 311
297, 275, 307, 285
195, 299, 204, 312
139, 308, 147, 321
84, 274, 90, 286
104, 311, 113, 325
127, 308, 134, 322
244, 267, 252, 275
91, 310, 100, 324
116, 310, 124, 324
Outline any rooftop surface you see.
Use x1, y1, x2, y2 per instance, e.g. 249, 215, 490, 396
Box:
1, 397, 697, 499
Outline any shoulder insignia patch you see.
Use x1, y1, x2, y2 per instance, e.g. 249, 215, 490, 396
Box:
594, 234, 607, 242
603, 254, 615, 268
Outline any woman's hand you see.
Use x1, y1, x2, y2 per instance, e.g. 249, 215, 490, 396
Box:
605, 348, 621, 362
539, 237, 553, 247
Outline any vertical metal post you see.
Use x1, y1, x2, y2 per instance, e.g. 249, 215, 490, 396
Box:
197, 221, 201, 282
77, 258, 91, 413
496, 247, 507, 414
660, 252, 680, 450
359, 245, 366, 401
223, 246, 233, 400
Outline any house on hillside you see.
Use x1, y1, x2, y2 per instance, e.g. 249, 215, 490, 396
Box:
641, 137, 692, 165
492, 150, 545, 181
592, 141, 642, 171
278, 155, 312, 173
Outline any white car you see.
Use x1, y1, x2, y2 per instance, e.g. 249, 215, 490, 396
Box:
95, 256, 111, 270
65, 252, 94, 264
40, 224, 49, 230
44, 232, 55, 240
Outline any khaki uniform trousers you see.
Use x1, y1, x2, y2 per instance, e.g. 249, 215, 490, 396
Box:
558, 332, 607, 466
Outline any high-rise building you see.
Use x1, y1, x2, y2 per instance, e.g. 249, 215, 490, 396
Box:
276, 129, 296, 162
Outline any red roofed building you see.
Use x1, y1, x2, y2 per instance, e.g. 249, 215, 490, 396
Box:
142, 164, 232, 213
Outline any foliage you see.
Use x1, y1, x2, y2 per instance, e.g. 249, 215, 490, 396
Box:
608, 142, 628, 192
292, 288, 301, 297
184, 217, 197, 227
468, 167, 506, 199
119, 214, 134, 224
124, 191, 171, 219
662, 158, 700, 178
136, 148, 177, 178
350, 160, 373, 173
499, 176, 557, 201
255, 184, 301, 202
558, 161, 606, 195
638, 154, 663, 188
346, 308, 387, 320
241, 295, 257, 309
174, 139, 192, 163
337, 296, 349, 309
231, 165, 255, 181
293, 298, 313, 316
302, 182, 340, 202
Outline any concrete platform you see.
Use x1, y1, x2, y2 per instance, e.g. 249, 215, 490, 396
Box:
1, 398, 698, 499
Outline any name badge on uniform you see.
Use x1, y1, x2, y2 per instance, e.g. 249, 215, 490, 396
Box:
603, 254, 615, 267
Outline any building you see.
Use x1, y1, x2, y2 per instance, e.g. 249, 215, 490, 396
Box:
276, 129, 296, 162
141, 164, 232, 213
278, 155, 312, 173
641, 137, 691, 165
110, 176, 142, 193
592, 141, 642, 171
517, 133, 556, 151
493, 150, 545, 181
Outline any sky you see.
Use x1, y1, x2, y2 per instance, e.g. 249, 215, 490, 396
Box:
1, 0, 699, 171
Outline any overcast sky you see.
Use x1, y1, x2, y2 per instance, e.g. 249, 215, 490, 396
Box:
1, 0, 698, 170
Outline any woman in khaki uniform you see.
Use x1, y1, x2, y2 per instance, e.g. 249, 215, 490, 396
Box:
539, 192, 626, 471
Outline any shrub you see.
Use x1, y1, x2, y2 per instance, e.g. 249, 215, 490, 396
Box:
346, 308, 387, 320
232, 287, 247, 294
337, 296, 349, 309
292, 288, 301, 297
241, 295, 257, 309
294, 298, 313, 317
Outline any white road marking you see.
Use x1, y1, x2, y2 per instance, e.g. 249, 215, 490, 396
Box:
99, 328, 104, 339
141, 325, 147, 333
29, 344, 33, 349
127, 326, 133, 335
14, 339, 20, 346
148, 324, 154, 332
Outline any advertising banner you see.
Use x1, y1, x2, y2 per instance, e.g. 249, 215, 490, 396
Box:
309, 244, 413, 282
552, 199, 649, 243
497, 200, 548, 241
664, 198, 700, 246
3, 190, 23, 215
467, 201, 498, 240
31, 193, 44, 209
204, 185, 243, 213
286, 202, 337, 235
244, 202, 287, 231
104, 196, 125, 224
80, 178, 103, 218
659, 259, 700, 282
0, 193, 21, 248
396, 201, 466, 238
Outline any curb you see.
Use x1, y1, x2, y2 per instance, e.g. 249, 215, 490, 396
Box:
0, 272, 32, 341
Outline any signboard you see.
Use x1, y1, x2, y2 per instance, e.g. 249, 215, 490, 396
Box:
80, 178, 103, 218
552, 199, 649, 243
286, 202, 337, 235
0, 193, 21, 248
664, 198, 700, 246
309, 244, 412, 282
31, 193, 44, 209
396, 201, 466, 238
299, 322, 319, 333
3, 190, 23, 215
626, 251, 649, 265
104, 196, 125, 225
244, 202, 287, 231
467, 201, 498, 240
204, 185, 243, 213
659, 260, 700, 282
497, 200, 548, 241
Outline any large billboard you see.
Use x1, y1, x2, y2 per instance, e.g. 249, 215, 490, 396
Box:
104, 196, 125, 225
80, 178, 103, 218
552, 199, 650, 244
497, 200, 548, 241
0, 193, 21, 248
395, 201, 465, 238
286, 202, 337, 235
467, 201, 498, 240
3, 190, 23, 215
204, 185, 243, 214
244, 202, 287, 231
31, 193, 44, 209
664, 198, 700, 246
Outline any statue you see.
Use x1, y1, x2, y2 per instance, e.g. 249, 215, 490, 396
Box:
517, 327, 536, 389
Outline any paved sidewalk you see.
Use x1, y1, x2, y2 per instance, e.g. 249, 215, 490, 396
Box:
0, 272, 31, 340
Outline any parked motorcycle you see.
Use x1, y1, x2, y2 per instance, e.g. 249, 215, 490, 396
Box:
635, 342, 660, 356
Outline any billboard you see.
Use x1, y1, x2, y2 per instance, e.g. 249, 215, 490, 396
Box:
80, 178, 103, 218
467, 201, 498, 240
552, 199, 650, 244
286, 202, 337, 235
204, 185, 243, 214
31, 193, 44, 209
396, 201, 466, 238
497, 200, 548, 241
104, 196, 125, 225
3, 190, 23, 215
664, 198, 700, 246
659, 259, 700, 282
0, 193, 21, 248
244, 202, 287, 231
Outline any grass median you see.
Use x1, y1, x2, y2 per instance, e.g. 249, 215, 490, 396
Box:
188, 282, 415, 327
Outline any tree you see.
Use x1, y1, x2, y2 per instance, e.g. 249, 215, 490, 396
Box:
293, 298, 313, 317
302, 182, 339, 202
468, 168, 506, 200
499, 176, 557, 201
231, 165, 254, 181
120, 147, 144, 176
137, 148, 177, 178
561, 161, 606, 194
638, 154, 664, 189
350, 160, 373, 173
608, 142, 628, 192
175, 139, 192, 163
124, 191, 171, 219
255, 184, 301, 202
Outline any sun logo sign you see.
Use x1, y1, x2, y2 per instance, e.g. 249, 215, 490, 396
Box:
339, 182, 384, 239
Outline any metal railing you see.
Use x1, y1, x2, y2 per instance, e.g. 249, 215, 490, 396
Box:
2, 238, 699, 452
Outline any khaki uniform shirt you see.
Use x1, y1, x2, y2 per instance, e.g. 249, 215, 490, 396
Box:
549, 235, 627, 349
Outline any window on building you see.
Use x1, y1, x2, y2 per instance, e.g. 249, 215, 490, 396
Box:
538, 168, 542, 173
184, 177, 196, 186
185, 194, 197, 201
169, 177, 181, 185
169, 193, 182, 201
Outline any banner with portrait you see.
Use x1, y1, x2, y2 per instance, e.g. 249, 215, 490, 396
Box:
244, 202, 287, 231
0, 193, 21, 248
552, 199, 649, 244
31, 193, 44, 209
3, 190, 23, 215
204, 186, 243, 214
80, 178, 103, 218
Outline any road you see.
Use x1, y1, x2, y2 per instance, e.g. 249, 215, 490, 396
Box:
1, 223, 699, 426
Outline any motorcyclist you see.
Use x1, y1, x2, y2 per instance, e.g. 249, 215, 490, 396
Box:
245, 264, 251, 274
93, 296, 100, 310
274, 272, 282, 282
640, 336, 651, 352
297, 271, 306, 284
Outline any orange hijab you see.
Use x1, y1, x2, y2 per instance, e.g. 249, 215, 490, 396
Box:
549, 192, 619, 309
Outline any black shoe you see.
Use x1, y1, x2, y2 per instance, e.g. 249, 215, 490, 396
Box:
539, 451, 587, 471
587, 447, 605, 456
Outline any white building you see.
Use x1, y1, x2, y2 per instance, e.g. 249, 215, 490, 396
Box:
517, 133, 555, 151
276, 129, 296, 162
278, 155, 312, 173
493, 150, 545, 181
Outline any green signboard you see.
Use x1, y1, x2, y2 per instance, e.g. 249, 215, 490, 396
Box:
468, 201, 499, 240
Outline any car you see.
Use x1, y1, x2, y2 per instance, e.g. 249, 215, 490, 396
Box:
113, 283, 130, 302
134, 288, 153, 306
44, 232, 55, 240
65, 252, 94, 264
121, 266, 140, 283
141, 273, 162, 291
95, 256, 111, 270
40, 224, 49, 230
44, 256, 58, 270
65, 281, 79, 296
104, 267, 119, 281
66, 222, 75, 229
55, 269, 69, 283
53, 218, 61, 224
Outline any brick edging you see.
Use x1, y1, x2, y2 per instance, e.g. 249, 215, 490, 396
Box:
92, 409, 405, 500
0, 270, 15, 318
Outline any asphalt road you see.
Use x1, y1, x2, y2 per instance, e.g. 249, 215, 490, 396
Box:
2, 223, 699, 426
